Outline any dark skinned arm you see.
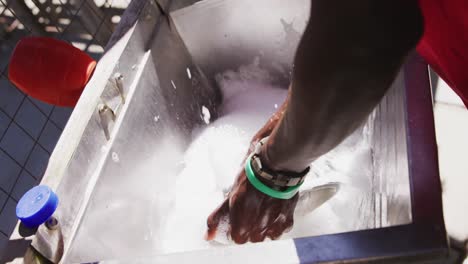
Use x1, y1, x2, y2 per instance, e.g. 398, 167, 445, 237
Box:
264, 0, 424, 172
206, 0, 423, 244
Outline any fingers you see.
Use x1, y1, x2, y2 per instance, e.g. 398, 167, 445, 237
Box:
266, 221, 293, 240
249, 212, 270, 243
249, 200, 281, 242
250, 211, 293, 242
229, 192, 262, 244
219, 175, 299, 244
265, 214, 288, 240
265, 198, 297, 241
205, 199, 229, 241
230, 195, 297, 243
283, 218, 294, 234
229, 227, 249, 244
250, 231, 267, 243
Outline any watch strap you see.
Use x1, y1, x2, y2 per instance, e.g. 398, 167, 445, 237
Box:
245, 154, 301, 199
251, 137, 309, 187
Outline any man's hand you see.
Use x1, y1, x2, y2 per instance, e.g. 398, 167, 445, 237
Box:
206, 95, 297, 244
205, 169, 298, 243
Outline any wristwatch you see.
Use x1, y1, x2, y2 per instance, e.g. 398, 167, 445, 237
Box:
250, 137, 310, 188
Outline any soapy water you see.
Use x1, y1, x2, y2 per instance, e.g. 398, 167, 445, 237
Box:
158, 62, 376, 253
69, 62, 378, 262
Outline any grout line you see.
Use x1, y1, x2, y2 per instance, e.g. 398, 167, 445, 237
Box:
0, 147, 26, 194
23, 149, 49, 181
46, 113, 66, 133
9, 194, 18, 203
22, 147, 47, 181
49, 119, 65, 132
9, 119, 51, 156
0, 188, 8, 211
0, 143, 47, 182
1, 101, 48, 148
0, 186, 12, 227
0, 81, 58, 241
0, 1, 122, 240
1, 100, 66, 172
9, 168, 25, 202
0, 108, 11, 140
2, 91, 66, 139
0, 95, 27, 143
8, 109, 52, 204
33, 105, 58, 157
24, 97, 67, 133
0, 229, 8, 237
1, 69, 8, 79
25, 97, 53, 117
0, 147, 27, 185
0, 100, 54, 190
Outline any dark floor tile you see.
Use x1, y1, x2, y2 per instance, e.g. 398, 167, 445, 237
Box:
0, 198, 18, 236
11, 170, 37, 201
0, 123, 35, 166
38, 121, 62, 153
0, 110, 10, 138
27, 97, 54, 116
25, 144, 49, 180
0, 150, 21, 193
15, 100, 47, 139
50, 106, 73, 129
0, 78, 24, 117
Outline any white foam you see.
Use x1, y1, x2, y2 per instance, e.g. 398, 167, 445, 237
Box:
111, 152, 119, 163
201, 105, 211, 124
187, 67, 192, 79
158, 65, 376, 253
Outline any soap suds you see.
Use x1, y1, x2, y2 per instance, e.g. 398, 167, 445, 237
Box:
158, 64, 376, 254
187, 67, 192, 79
111, 151, 119, 163
201, 106, 211, 124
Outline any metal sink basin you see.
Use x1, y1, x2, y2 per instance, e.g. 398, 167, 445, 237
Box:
32, 0, 447, 263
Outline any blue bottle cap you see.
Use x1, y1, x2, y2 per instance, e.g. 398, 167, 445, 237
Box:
16, 185, 59, 228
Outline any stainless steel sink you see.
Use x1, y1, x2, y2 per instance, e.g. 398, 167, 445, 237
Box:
32, 0, 447, 263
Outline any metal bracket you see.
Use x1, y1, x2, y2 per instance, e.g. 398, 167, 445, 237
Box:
113, 72, 126, 104
98, 103, 116, 140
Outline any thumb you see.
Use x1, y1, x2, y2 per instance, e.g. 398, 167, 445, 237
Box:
205, 198, 229, 241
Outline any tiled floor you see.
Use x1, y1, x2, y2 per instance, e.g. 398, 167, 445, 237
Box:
0, 96, 72, 237
0, 70, 74, 256
0, 0, 124, 259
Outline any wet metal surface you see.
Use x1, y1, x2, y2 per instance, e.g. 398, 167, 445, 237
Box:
32, 0, 446, 263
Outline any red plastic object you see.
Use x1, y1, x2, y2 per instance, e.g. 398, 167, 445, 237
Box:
8, 37, 96, 107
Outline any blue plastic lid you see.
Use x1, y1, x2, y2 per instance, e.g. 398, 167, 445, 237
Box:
16, 185, 58, 228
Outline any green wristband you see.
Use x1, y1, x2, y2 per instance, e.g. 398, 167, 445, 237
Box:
245, 154, 301, 199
